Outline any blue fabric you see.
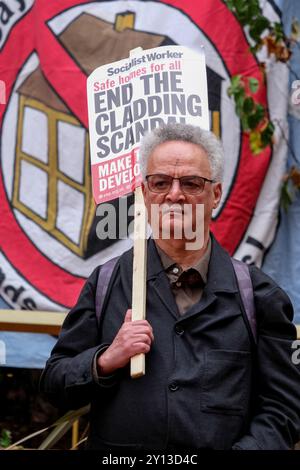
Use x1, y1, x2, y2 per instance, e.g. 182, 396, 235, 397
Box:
0, 296, 56, 369
274, 0, 284, 11
262, 0, 300, 324
263, 198, 300, 324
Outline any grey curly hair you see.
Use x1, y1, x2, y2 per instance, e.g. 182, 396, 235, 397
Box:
139, 122, 224, 182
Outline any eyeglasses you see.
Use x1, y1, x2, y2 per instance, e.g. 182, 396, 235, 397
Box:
145, 174, 215, 195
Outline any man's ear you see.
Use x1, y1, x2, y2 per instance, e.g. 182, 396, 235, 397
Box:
213, 182, 222, 209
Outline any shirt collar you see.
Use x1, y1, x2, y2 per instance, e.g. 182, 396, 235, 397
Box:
155, 237, 212, 284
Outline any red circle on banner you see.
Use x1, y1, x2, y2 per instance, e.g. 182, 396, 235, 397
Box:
0, 0, 271, 308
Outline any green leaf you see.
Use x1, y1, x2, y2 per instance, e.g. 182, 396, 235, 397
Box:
243, 96, 255, 113
273, 22, 285, 41
249, 17, 270, 42
235, 92, 245, 113
261, 121, 275, 146
234, 0, 245, 11
225, 0, 234, 10
249, 131, 263, 154
256, 103, 265, 116
38, 406, 90, 450
53, 405, 90, 426
250, 44, 261, 55
0, 429, 12, 448
38, 421, 73, 450
231, 74, 242, 88
241, 114, 250, 131
281, 180, 293, 212
6, 406, 90, 450
6, 426, 50, 450
248, 77, 259, 93
248, 1, 260, 18
248, 104, 265, 129
228, 76, 244, 99
237, 9, 251, 24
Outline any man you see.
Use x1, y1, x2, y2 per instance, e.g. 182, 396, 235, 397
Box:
41, 123, 300, 450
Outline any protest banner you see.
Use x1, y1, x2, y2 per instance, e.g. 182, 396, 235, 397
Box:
0, 1, 289, 369
87, 44, 210, 377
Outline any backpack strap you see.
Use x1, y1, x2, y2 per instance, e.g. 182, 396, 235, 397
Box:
95, 256, 120, 327
231, 258, 257, 344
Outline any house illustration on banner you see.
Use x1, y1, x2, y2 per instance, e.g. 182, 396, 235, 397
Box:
13, 12, 222, 258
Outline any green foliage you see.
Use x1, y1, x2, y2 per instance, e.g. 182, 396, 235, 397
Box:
281, 180, 294, 212
224, 0, 294, 156
247, 104, 264, 129
224, 0, 285, 48
261, 121, 275, 146
0, 429, 12, 448
248, 77, 259, 93
38, 406, 89, 450
227, 76, 273, 154
6, 406, 89, 450
225, 0, 299, 208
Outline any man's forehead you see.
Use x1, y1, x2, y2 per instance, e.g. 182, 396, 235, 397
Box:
147, 140, 209, 168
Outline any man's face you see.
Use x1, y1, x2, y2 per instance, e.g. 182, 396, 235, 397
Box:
142, 140, 222, 247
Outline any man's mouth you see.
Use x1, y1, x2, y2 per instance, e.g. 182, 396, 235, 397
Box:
160, 204, 184, 216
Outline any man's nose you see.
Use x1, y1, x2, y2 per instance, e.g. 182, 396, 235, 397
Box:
165, 179, 185, 202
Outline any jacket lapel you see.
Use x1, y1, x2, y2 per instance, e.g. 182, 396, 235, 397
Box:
147, 239, 180, 320
119, 238, 179, 320
205, 235, 239, 294
176, 235, 240, 323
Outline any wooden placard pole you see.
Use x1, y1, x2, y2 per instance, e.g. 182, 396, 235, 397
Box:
131, 186, 148, 378
130, 47, 148, 378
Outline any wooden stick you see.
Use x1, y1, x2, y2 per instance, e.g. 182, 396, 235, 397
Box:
129, 45, 148, 378
130, 185, 148, 378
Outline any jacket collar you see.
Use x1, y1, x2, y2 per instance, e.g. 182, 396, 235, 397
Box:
206, 234, 239, 294
147, 238, 166, 280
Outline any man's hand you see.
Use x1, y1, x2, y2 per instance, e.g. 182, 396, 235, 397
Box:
97, 309, 154, 376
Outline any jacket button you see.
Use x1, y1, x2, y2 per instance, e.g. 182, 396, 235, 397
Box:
175, 325, 184, 335
169, 382, 179, 392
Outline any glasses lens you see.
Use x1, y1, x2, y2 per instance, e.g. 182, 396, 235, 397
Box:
180, 176, 205, 194
147, 175, 207, 194
147, 175, 172, 193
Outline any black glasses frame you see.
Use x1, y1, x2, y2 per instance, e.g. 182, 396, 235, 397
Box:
145, 173, 215, 195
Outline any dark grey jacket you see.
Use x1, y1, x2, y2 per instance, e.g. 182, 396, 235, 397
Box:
40, 236, 300, 450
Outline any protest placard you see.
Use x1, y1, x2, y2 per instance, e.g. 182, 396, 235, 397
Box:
87, 45, 209, 204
